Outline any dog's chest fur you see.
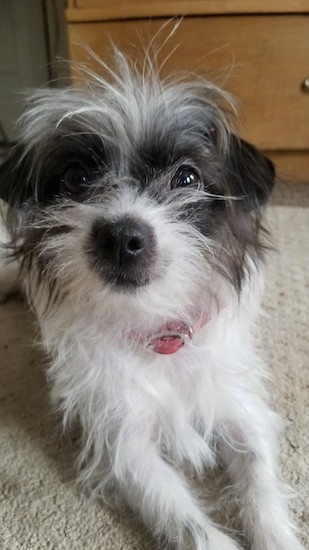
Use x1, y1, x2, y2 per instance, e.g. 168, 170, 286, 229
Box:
32, 277, 261, 476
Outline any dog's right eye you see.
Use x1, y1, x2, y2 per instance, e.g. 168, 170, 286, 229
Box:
62, 165, 91, 198
171, 165, 203, 191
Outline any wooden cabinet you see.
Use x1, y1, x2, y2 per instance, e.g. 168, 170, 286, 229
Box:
66, 1, 309, 182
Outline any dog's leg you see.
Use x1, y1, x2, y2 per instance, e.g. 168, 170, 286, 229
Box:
118, 444, 242, 550
220, 396, 303, 550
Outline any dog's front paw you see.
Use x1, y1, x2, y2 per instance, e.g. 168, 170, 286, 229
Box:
207, 529, 242, 550
185, 524, 242, 550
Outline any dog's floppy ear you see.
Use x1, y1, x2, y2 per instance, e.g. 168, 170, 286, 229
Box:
228, 136, 275, 211
0, 144, 33, 208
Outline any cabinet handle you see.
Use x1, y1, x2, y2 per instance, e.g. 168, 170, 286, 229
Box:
302, 78, 309, 92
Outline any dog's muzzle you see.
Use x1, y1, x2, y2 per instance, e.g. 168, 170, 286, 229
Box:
89, 216, 156, 289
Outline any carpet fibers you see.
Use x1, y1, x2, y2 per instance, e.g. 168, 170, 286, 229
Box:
0, 192, 308, 549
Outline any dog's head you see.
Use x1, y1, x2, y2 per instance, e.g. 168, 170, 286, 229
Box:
0, 56, 275, 339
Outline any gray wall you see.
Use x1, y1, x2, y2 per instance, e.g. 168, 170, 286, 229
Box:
0, 0, 68, 143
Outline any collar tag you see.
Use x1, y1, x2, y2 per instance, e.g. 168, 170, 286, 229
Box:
146, 321, 192, 354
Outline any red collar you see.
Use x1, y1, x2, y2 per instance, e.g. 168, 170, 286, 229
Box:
147, 320, 193, 354
131, 315, 210, 355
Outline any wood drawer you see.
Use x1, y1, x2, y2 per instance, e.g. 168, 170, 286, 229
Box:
68, 15, 309, 151
67, 0, 309, 18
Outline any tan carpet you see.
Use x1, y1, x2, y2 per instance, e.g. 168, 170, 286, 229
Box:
0, 189, 308, 549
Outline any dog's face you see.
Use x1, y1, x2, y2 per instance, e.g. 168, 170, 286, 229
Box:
0, 62, 275, 332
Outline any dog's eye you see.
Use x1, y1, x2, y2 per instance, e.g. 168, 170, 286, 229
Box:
62, 165, 90, 197
171, 166, 202, 190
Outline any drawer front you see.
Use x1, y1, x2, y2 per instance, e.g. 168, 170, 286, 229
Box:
68, 16, 309, 150
67, 0, 309, 18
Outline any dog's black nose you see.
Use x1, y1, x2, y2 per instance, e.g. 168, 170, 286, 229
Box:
93, 218, 153, 270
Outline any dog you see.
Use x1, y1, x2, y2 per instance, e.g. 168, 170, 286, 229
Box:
0, 52, 303, 549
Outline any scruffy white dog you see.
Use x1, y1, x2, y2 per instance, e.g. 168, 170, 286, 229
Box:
0, 53, 303, 549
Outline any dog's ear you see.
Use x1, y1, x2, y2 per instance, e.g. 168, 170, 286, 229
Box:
227, 136, 275, 211
0, 144, 33, 208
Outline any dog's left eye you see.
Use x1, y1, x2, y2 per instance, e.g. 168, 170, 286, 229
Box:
62, 165, 91, 197
171, 166, 203, 190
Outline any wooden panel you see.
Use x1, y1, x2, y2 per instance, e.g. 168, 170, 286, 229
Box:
67, 15, 309, 150
67, 0, 309, 22
267, 151, 309, 183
